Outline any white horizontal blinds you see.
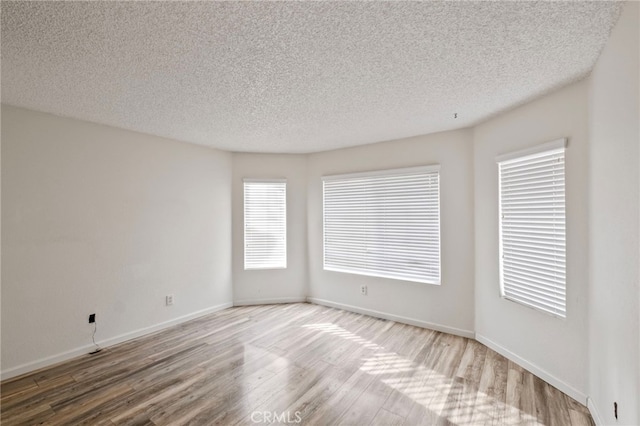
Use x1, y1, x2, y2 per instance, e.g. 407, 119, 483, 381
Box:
498, 142, 566, 317
244, 180, 287, 269
323, 166, 441, 284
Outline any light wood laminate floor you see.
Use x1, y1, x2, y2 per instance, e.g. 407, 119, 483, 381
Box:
1, 303, 593, 425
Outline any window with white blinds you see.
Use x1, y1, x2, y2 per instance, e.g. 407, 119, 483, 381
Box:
244, 179, 287, 270
497, 139, 567, 318
323, 165, 441, 285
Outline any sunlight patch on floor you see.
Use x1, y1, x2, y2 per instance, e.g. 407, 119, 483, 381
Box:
303, 322, 544, 425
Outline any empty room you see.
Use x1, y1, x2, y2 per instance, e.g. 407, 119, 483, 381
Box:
1, 1, 638, 425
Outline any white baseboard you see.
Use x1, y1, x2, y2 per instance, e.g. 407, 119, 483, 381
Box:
476, 333, 587, 404
233, 296, 307, 306
307, 297, 475, 339
1, 343, 98, 382
586, 397, 604, 426
0, 302, 232, 381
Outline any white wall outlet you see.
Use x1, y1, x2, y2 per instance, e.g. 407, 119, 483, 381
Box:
360, 285, 367, 296
166, 294, 174, 306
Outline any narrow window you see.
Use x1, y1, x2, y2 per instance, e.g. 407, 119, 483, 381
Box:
498, 139, 567, 317
323, 166, 441, 284
244, 179, 287, 269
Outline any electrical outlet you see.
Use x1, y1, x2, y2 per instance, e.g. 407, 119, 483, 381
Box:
360, 285, 367, 296
88, 313, 96, 323
166, 294, 174, 306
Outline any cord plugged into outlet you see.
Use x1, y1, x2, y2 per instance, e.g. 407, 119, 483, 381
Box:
88, 313, 101, 354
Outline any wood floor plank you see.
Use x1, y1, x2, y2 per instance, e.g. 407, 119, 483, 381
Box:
371, 408, 404, 426
47, 382, 135, 425
0, 303, 592, 426
520, 368, 539, 423
569, 409, 595, 426
504, 360, 526, 424
455, 339, 488, 385
304, 367, 375, 426
402, 332, 454, 425
1, 402, 55, 426
381, 329, 435, 420
279, 363, 359, 424
0, 376, 38, 397
336, 351, 398, 425
205, 361, 317, 425
546, 383, 572, 426
469, 343, 509, 425
110, 368, 209, 424
226, 359, 333, 425
404, 333, 467, 425
1, 374, 76, 414
145, 345, 289, 424
531, 374, 551, 425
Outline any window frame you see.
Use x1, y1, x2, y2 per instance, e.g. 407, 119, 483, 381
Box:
496, 138, 567, 318
243, 178, 287, 270
322, 165, 441, 285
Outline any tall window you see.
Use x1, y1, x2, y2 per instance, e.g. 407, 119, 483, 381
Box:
323, 166, 441, 284
244, 179, 287, 270
498, 139, 567, 317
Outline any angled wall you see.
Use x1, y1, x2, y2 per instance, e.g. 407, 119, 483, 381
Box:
587, 2, 640, 424
306, 129, 476, 337
231, 153, 308, 305
473, 80, 590, 402
1, 106, 233, 379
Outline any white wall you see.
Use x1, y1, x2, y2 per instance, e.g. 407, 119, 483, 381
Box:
231, 153, 308, 305
588, 2, 639, 424
473, 80, 590, 401
1, 106, 233, 379
307, 129, 475, 336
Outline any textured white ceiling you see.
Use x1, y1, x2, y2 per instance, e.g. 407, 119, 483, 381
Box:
1, 1, 622, 153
